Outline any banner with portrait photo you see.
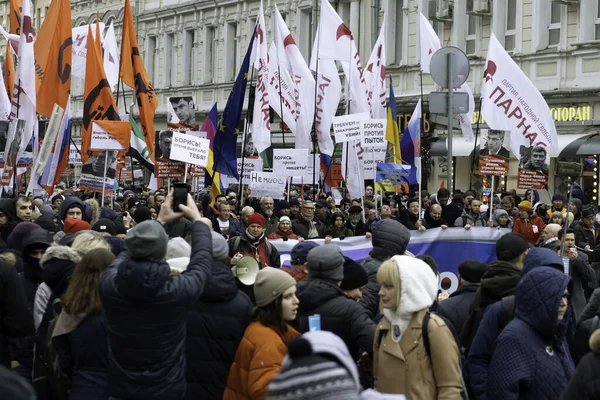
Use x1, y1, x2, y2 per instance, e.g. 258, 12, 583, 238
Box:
79, 150, 117, 194
154, 130, 206, 178
167, 96, 198, 131
0, 119, 34, 169
479, 129, 511, 176
517, 145, 549, 189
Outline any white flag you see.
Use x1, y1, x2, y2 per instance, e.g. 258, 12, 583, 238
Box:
271, 5, 315, 150
103, 22, 120, 90
71, 23, 105, 79
267, 43, 297, 132
251, 0, 271, 154
6, 0, 37, 173
365, 18, 387, 119
310, 58, 340, 156
0, 59, 11, 119
341, 140, 365, 199
481, 34, 558, 157
419, 13, 441, 73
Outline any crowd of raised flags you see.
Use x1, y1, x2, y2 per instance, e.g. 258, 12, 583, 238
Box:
0, 0, 560, 200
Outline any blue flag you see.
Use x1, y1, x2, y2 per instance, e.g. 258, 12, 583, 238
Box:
214, 24, 257, 179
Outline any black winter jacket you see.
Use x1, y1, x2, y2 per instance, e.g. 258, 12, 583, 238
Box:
561, 329, 600, 400
292, 216, 327, 239
294, 279, 376, 360
572, 288, 600, 364
0, 260, 33, 367
99, 222, 213, 400
436, 285, 479, 337
185, 261, 252, 400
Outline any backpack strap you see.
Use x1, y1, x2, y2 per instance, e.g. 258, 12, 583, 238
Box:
499, 296, 516, 332
422, 311, 432, 359
233, 236, 241, 254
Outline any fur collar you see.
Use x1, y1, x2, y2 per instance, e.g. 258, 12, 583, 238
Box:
590, 329, 600, 353
40, 245, 83, 268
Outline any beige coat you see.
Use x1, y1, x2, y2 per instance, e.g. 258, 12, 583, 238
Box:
373, 308, 462, 399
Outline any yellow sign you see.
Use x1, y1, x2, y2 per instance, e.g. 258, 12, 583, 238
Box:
471, 105, 592, 125
399, 113, 431, 133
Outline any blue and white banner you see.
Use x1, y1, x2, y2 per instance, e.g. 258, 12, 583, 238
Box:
270, 227, 510, 294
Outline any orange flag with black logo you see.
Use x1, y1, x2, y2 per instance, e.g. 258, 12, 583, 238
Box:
9, 0, 22, 35
34, 0, 72, 118
4, 45, 15, 102
120, 0, 157, 160
82, 24, 120, 163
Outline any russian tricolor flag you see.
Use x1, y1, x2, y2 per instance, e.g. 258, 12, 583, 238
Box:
400, 99, 422, 185
40, 101, 72, 194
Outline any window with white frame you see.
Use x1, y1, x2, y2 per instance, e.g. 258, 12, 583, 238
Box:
183, 30, 195, 85
204, 26, 215, 83
225, 23, 237, 81
338, 1, 351, 25
595, 0, 600, 40
466, 15, 477, 56
297, 8, 313, 61
164, 33, 173, 87
505, 0, 517, 51
147, 36, 157, 84
548, 2, 562, 47
394, 0, 404, 65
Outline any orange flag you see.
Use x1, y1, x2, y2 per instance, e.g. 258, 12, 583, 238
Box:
82, 25, 120, 163
120, 0, 157, 160
4, 45, 15, 102
9, 0, 22, 35
34, 0, 72, 118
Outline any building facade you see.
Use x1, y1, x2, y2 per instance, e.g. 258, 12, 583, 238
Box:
1, 0, 600, 200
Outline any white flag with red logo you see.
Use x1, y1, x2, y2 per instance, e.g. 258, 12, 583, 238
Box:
270, 5, 315, 150
481, 34, 558, 157
419, 12, 441, 73
251, 0, 271, 154
365, 19, 387, 119
103, 22, 120, 91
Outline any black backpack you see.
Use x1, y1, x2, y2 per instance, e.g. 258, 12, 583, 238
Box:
423, 312, 470, 400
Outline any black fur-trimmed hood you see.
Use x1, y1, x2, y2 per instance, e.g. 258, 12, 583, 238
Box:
40, 245, 83, 268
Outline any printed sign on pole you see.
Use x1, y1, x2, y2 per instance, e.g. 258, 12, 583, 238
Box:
169, 131, 210, 167
226, 158, 263, 185
90, 122, 126, 151
273, 148, 310, 178
361, 119, 387, 148
249, 171, 287, 200
332, 112, 369, 143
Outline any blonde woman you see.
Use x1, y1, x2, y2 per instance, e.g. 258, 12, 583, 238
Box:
72, 232, 112, 253
373, 255, 462, 398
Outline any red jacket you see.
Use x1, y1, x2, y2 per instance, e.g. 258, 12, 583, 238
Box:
513, 214, 545, 244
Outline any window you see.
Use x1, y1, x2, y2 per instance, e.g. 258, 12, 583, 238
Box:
338, 2, 351, 24
466, 15, 477, 55
596, 0, 600, 40
505, 0, 517, 52
183, 30, 195, 85
549, 3, 562, 47
147, 36, 157, 84
164, 33, 173, 87
225, 23, 238, 81
297, 8, 313, 61
204, 26, 215, 83
394, 0, 404, 64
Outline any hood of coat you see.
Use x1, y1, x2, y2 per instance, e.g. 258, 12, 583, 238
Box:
479, 260, 521, 302
521, 247, 564, 276
58, 197, 87, 224
515, 267, 570, 341
591, 329, 600, 353
492, 209, 513, 227
84, 198, 100, 226
200, 261, 238, 303
371, 219, 410, 256
114, 254, 171, 300
40, 245, 82, 294
40, 245, 82, 268
296, 279, 344, 311
0, 198, 17, 222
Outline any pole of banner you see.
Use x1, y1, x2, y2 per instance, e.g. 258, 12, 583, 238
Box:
469, 98, 484, 190
311, 0, 322, 200
101, 151, 108, 208
446, 52, 454, 193
355, 147, 366, 223
235, 68, 256, 206
560, 180, 575, 260
183, 163, 188, 183
167, 178, 170, 192
128, 102, 136, 186
489, 175, 495, 222
278, 67, 287, 150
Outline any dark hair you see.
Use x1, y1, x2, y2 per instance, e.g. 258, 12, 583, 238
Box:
169, 96, 193, 104
154, 192, 165, 201
407, 197, 419, 207
215, 194, 226, 202
62, 249, 115, 317
251, 295, 287, 333
558, 228, 575, 241
332, 211, 345, 222
159, 130, 173, 140
15, 196, 31, 206
464, 190, 477, 199
217, 201, 230, 211
437, 188, 450, 198
417, 254, 439, 277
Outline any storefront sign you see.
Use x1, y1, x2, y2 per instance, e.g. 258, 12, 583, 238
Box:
472, 105, 592, 124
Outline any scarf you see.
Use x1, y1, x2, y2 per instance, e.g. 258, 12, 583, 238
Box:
245, 229, 265, 246
299, 214, 319, 238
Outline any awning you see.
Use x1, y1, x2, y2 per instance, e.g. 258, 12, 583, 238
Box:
431, 132, 593, 158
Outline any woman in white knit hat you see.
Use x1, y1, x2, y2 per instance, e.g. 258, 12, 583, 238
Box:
267, 216, 300, 240
224, 267, 300, 400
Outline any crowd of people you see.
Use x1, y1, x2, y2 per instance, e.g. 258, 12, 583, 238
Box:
0, 181, 598, 399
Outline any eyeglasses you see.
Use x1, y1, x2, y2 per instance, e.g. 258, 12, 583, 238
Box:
303, 207, 315, 210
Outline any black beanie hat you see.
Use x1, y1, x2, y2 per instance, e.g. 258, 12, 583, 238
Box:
134, 206, 153, 224
458, 260, 489, 283
496, 233, 529, 261
340, 257, 368, 291
552, 194, 565, 203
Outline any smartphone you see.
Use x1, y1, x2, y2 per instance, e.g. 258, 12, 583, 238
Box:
173, 183, 189, 211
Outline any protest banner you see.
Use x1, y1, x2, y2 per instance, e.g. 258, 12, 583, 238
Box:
270, 227, 509, 294
517, 144, 549, 189
375, 162, 411, 192
154, 130, 206, 178
79, 150, 117, 195
170, 131, 210, 167
69, 145, 82, 164
291, 154, 320, 184
332, 112, 369, 143
248, 171, 287, 199
90, 122, 126, 151
273, 148, 310, 179
226, 158, 263, 185
479, 129, 510, 176
361, 119, 387, 148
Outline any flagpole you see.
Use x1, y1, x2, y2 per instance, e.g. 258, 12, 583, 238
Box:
310, 0, 322, 200
101, 151, 108, 207
469, 97, 483, 190
128, 101, 136, 186
419, 70, 425, 192
236, 67, 257, 205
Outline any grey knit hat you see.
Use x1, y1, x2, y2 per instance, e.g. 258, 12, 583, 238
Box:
254, 267, 297, 307
307, 245, 344, 281
125, 220, 168, 260
211, 231, 229, 261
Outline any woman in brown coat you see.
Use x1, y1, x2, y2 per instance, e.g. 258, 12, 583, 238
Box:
224, 267, 300, 400
373, 255, 463, 399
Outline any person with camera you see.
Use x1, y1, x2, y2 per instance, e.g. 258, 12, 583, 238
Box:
99, 190, 214, 400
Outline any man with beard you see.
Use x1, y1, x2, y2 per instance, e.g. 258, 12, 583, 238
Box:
345, 206, 371, 237
292, 201, 326, 239
259, 197, 279, 236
